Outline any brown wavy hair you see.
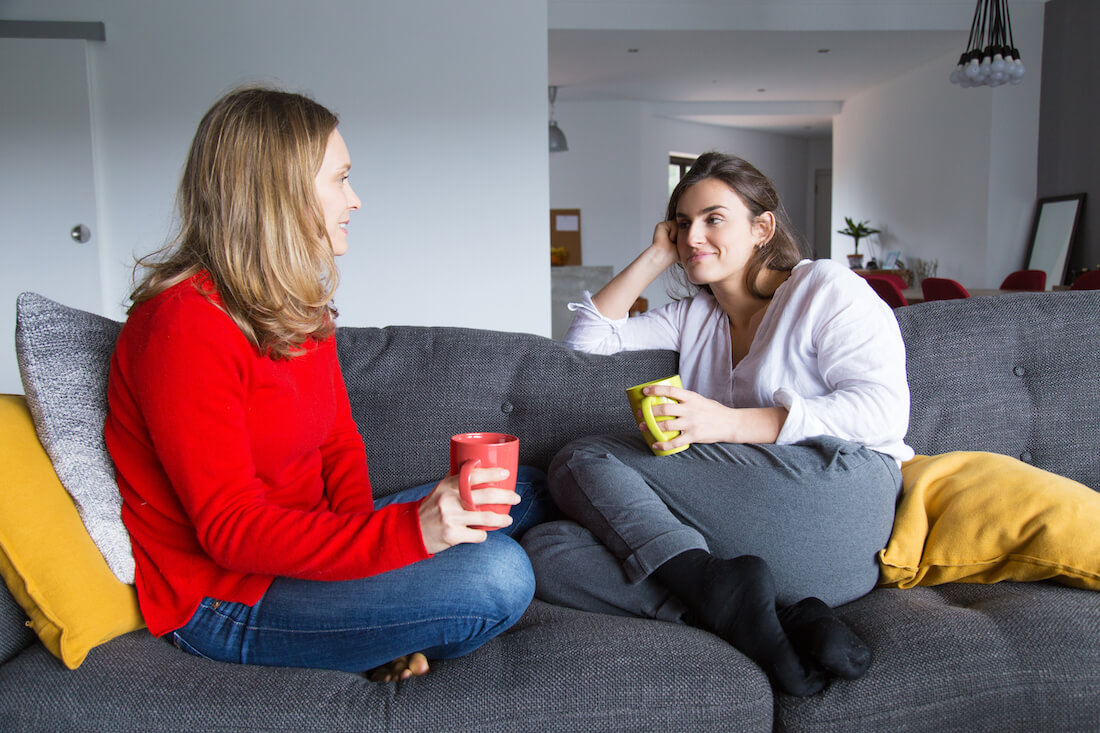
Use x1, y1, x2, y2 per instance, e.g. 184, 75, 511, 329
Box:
666, 152, 805, 300
129, 87, 340, 359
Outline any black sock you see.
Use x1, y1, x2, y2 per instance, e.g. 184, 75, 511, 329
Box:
654, 550, 826, 697
778, 597, 871, 680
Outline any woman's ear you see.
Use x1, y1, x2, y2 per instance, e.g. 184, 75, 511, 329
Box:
753, 211, 777, 245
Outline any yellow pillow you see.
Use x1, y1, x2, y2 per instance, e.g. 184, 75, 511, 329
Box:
878, 451, 1100, 590
0, 394, 144, 668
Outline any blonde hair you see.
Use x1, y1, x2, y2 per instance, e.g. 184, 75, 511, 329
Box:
130, 87, 340, 359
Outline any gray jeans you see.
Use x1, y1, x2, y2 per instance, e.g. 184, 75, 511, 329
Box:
522, 432, 902, 620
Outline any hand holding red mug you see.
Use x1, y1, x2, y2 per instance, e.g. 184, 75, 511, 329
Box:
417, 467, 517, 554
417, 432, 521, 554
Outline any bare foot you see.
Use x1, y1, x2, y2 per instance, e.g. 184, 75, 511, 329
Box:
368, 652, 430, 682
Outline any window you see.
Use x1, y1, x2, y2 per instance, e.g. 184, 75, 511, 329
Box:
668, 155, 696, 197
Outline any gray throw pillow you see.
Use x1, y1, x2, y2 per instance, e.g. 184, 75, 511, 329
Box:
15, 292, 133, 583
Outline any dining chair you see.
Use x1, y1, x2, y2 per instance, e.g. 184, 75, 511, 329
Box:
864, 275, 909, 308
859, 271, 908, 291
999, 269, 1046, 291
921, 277, 971, 301
1070, 270, 1100, 290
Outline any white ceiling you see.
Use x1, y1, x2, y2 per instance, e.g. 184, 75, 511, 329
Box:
546, 1, 1046, 138
549, 29, 963, 136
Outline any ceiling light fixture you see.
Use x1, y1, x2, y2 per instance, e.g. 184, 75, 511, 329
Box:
950, 0, 1025, 88
548, 85, 568, 153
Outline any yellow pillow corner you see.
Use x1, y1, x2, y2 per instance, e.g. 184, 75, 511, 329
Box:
878, 451, 1100, 591
0, 394, 144, 669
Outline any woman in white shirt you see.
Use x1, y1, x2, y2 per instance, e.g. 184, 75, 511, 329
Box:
522, 153, 911, 697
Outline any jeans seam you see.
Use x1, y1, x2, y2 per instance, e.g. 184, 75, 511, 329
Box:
220, 612, 516, 636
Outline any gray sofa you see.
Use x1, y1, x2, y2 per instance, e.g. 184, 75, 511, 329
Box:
2, 290, 1099, 731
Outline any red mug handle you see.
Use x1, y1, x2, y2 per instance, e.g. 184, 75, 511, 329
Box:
457, 458, 481, 511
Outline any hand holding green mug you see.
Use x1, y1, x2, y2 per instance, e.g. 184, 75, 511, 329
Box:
625, 375, 691, 456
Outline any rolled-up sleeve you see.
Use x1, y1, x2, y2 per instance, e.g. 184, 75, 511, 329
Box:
563, 292, 683, 354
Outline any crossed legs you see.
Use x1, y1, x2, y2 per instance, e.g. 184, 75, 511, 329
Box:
522, 433, 900, 696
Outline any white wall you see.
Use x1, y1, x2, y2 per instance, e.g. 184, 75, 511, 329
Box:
985, 5, 1044, 281
547, 100, 645, 295
549, 101, 813, 310
0, 0, 551, 335
832, 4, 1044, 286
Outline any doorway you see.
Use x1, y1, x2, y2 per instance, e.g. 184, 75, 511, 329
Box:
812, 169, 833, 260
0, 37, 102, 394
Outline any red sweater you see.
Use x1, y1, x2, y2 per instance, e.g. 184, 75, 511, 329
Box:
105, 275, 429, 637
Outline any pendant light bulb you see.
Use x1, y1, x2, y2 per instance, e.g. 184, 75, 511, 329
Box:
548, 85, 568, 153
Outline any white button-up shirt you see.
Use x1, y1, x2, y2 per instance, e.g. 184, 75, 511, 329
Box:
564, 259, 914, 463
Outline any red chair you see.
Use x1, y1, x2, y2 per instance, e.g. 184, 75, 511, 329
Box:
1071, 270, 1100, 290
1000, 269, 1046, 291
921, 277, 971, 301
864, 275, 909, 308
863, 271, 907, 290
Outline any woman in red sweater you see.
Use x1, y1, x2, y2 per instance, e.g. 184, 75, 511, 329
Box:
104, 87, 545, 680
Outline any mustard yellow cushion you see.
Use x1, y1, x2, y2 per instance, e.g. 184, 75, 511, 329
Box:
0, 394, 144, 668
878, 451, 1100, 590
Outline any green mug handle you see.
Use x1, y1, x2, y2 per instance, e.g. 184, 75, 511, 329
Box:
641, 395, 677, 443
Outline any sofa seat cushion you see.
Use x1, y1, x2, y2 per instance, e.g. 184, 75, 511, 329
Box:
0, 600, 772, 732
775, 583, 1100, 732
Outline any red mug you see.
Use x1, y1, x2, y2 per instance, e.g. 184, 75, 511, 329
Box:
449, 432, 520, 530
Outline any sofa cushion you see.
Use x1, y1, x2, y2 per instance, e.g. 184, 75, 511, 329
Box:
0, 395, 144, 669
0, 572, 35, 666
775, 583, 1100, 731
0, 600, 772, 732
879, 451, 1100, 590
14, 292, 132, 583
335, 325, 679, 498
896, 291, 1100, 491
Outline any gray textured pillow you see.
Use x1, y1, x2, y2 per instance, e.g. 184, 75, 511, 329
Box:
14, 292, 133, 583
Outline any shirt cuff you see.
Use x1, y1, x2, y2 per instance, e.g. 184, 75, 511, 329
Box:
567, 291, 628, 324
773, 387, 807, 445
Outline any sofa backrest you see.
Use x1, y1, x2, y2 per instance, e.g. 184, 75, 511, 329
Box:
895, 291, 1100, 491
13, 288, 1098, 501
335, 325, 678, 497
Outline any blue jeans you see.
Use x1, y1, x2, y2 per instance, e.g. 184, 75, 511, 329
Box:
170, 466, 549, 672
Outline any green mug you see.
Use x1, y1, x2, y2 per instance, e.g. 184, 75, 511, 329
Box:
625, 375, 690, 456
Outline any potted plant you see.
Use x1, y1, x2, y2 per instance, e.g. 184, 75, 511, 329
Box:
837, 217, 881, 269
